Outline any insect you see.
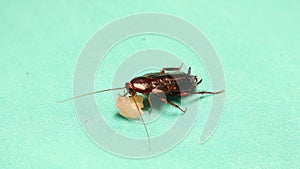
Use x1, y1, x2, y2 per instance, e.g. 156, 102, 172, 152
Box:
60, 64, 224, 150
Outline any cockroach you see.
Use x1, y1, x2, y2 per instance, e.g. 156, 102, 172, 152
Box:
59, 64, 224, 150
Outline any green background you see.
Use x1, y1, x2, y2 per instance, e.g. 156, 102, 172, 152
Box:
1, 0, 299, 168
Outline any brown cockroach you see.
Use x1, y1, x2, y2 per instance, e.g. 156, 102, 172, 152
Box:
60, 64, 224, 150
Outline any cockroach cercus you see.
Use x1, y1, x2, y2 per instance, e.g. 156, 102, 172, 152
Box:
59, 64, 224, 150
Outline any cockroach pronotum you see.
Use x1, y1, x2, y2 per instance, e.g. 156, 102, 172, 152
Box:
59, 64, 224, 150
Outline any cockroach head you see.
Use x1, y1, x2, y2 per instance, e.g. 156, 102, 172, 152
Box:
125, 82, 132, 92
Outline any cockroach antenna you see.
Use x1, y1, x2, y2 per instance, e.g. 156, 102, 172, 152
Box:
58, 86, 152, 150
131, 96, 151, 151
57, 86, 126, 103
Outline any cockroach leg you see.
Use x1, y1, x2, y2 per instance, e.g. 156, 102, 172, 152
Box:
159, 63, 183, 74
156, 95, 187, 113
196, 79, 203, 85
147, 94, 153, 115
122, 91, 129, 97
179, 90, 225, 97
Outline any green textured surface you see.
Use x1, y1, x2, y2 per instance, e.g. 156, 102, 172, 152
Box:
1, 0, 299, 168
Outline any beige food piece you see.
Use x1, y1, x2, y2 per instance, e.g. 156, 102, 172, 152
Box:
116, 95, 144, 119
